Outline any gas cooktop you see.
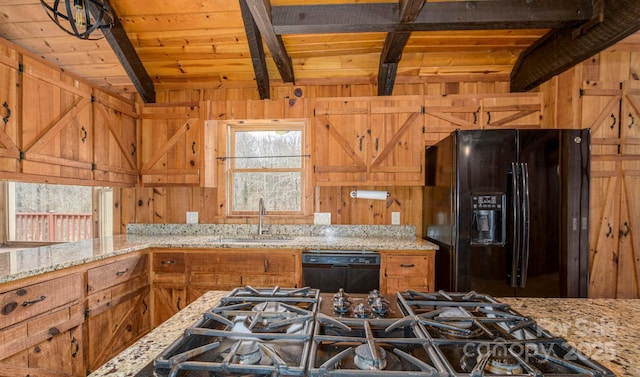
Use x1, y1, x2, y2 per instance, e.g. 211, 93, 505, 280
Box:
134, 287, 616, 377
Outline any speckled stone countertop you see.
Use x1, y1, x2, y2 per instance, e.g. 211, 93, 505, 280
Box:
89, 292, 638, 377
0, 224, 437, 284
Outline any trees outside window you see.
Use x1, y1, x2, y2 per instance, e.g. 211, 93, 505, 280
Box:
227, 122, 306, 215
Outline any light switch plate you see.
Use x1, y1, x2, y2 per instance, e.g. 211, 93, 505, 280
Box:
314, 212, 331, 225
391, 212, 400, 225
186, 211, 199, 224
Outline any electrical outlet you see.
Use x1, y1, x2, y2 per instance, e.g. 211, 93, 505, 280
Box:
391, 212, 400, 225
314, 212, 331, 225
186, 211, 199, 224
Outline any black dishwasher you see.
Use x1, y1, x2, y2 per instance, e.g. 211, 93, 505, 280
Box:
301, 250, 380, 293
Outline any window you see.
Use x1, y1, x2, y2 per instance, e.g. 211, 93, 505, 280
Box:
226, 121, 308, 215
5, 182, 104, 243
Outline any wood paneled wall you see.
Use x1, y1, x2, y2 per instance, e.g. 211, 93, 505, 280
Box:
116, 78, 512, 234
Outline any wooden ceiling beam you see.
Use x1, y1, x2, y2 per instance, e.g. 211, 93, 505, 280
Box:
239, 0, 270, 99
244, 0, 295, 83
511, 0, 640, 92
271, 1, 593, 34
378, 0, 425, 96
91, 0, 156, 103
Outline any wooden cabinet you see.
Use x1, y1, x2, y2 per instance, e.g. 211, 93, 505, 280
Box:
151, 251, 187, 326
0, 43, 20, 173
85, 254, 150, 372
0, 273, 84, 377
140, 102, 216, 187
92, 88, 138, 186
422, 94, 542, 145
20, 55, 94, 180
379, 251, 434, 295
187, 250, 302, 299
580, 81, 640, 298
149, 248, 301, 325
313, 96, 424, 185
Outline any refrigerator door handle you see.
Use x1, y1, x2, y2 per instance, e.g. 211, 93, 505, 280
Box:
519, 162, 531, 288
509, 162, 521, 288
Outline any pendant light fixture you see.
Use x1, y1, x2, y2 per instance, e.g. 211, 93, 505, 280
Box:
40, 0, 114, 40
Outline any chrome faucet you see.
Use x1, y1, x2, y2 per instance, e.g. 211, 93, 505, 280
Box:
258, 197, 268, 235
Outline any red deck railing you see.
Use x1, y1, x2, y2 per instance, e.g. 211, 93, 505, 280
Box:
15, 212, 92, 242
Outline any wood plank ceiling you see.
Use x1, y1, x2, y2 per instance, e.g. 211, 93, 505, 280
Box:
1, 0, 640, 103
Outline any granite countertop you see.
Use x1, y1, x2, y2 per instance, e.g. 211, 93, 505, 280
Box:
89, 292, 638, 377
0, 224, 437, 284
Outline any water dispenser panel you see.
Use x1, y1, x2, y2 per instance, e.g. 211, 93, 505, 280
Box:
471, 193, 505, 245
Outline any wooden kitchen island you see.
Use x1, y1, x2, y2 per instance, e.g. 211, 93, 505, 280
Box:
87, 290, 638, 377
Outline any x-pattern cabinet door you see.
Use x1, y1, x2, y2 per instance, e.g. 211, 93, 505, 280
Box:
20, 55, 93, 180
581, 81, 640, 298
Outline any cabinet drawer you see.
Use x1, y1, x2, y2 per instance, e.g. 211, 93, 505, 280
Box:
87, 254, 148, 293
152, 252, 185, 273
0, 273, 81, 329
384, 255, 431, 276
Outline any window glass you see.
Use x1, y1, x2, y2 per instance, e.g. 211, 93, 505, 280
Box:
228, 124, 305, 214
9, 182, 93, 242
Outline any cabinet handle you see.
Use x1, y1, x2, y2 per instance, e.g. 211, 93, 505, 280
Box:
80, 126, 87, 143
192, 141, 196, 154
628, 113, 635, 129
359, 136, 363, 151
131, 143, 136, 156
400, 264, 415, 268
473, 111, 477, 125
605, 223, 612, 238
71, 337, 79, 358
609, 113, 616, 129
22, 295, 46, 307
2, 102, 10, 125
115, 268, 129, 276
176, 296, 182, 311
620, 221, 630, 238
375, 137, 379, 153
486, 111, 491, 125
161, 259, 176, 265
142, 299, 148, 315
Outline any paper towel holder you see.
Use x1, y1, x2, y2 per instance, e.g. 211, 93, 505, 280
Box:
349, 190, 390, 200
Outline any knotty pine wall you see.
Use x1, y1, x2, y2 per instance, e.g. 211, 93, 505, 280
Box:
115, 77, 513, 235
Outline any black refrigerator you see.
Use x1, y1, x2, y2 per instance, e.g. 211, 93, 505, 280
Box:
423, 129, 590, 297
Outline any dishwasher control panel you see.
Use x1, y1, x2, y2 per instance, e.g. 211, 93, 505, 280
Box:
302, 252, 380, 265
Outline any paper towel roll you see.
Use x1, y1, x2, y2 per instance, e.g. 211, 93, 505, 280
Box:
349, 190, 389, 200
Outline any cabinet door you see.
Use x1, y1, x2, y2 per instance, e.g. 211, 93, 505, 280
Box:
381, 252, 434, 295
579, 81, 640, 298
140, 103, 203, 186
0, 43, 20, 172
20, 55, 93, 180
481, 93, 542, 129
369, 97, 424, 185
0, 305, 84, 377
92, 89, 138, 185
153, 283, 186, 327
85, 281, 150, 372
313, 98, 369, 185
423, 96, 480, 145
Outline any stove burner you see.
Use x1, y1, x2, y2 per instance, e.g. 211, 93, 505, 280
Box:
370, 297, 389, 317
235, 341, 262, 365
354, 344, 387, 370
333, 289, 352, 313
244, 301, 290, 332
367, 289, 384, 303
484, 354, 524, 375
353, 303, 370, 318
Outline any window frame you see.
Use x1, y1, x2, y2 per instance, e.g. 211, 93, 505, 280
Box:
224, 119, 311, 218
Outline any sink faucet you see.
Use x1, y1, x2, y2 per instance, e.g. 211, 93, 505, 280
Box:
258, 197, 268, 235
